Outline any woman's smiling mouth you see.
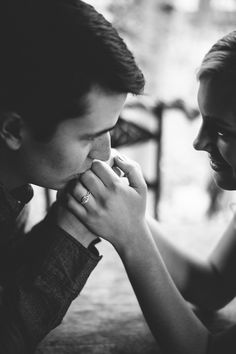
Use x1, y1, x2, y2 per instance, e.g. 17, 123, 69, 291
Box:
209, 153, 232, 172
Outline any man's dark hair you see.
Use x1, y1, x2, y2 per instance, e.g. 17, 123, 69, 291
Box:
0, 0, 145, 140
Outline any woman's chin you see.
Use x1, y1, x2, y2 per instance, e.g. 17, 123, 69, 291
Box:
213, 170, 236, 190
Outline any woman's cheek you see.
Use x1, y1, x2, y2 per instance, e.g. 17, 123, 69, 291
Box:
220, 142, 235, 166
217, 138, 229, 155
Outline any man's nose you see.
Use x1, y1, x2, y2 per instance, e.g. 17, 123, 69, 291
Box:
90, 133, 111, 161
193, 123, 212, 152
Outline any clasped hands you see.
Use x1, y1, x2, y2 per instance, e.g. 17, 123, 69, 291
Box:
56, 153, 148, 252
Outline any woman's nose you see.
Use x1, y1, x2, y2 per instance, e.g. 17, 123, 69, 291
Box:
90, 133, 111, 161
193, 124, 212, 152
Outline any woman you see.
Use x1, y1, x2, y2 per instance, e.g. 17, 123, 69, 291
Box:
64, 31, 236, 353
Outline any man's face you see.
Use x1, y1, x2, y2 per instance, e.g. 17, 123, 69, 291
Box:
194, 76, 236, 190
17, 86, 127, 190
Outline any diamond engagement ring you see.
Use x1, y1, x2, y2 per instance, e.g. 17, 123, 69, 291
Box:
80, 191, 91, 205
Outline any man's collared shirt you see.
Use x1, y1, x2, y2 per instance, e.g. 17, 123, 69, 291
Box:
0, 183, 101, 353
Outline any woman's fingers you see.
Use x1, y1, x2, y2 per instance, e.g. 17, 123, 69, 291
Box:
64, 178, 97, 212
81, 157, 146, 197
80, 160, 121, 197
66, 192, 88, 219
91, 160, 121, 188
62, 155, 147, 225
79, 168, 108, 200
56, 154, 148, 243
114, 156, 147, 193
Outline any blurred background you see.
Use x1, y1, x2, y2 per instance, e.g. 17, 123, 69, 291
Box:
32, 0, 236, 260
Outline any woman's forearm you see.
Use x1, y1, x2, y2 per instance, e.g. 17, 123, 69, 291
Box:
146, 215, 229, 310
117, 222, 210, 354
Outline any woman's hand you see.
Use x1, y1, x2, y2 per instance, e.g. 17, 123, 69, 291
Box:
64, 155, 148, 252
54, 191, 98, 248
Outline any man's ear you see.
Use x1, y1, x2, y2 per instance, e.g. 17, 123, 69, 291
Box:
0, 112, 24, 150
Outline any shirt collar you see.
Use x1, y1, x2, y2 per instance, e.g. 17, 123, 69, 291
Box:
0, 183, 34, 222
10, 184, 34, 205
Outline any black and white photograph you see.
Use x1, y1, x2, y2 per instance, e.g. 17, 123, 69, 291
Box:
1, 1, 236, 353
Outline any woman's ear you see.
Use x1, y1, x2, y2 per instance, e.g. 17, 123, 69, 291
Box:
0, 112, 24, 150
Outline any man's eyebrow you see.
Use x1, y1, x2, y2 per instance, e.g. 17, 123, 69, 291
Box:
81, 124, 116, 138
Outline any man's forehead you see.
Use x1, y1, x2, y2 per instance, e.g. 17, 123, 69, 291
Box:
57, 87, 126, 136
59, 112, 117, 137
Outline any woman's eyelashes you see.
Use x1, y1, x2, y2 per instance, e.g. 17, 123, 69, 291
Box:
216, 128, 229, 138
202, 116, 232, 140
214, 126, 236, 140
87, 135, 96, 141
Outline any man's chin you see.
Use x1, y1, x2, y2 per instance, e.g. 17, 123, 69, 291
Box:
213, 170, 236, 190
32, 176, 72, 190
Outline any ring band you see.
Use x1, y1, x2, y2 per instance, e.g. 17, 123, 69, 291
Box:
80, 191, 91, 205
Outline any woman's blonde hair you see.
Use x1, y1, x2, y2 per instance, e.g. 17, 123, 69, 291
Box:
197, 30, 236, 81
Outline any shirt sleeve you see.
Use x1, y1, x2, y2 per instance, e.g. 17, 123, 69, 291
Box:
0, 212, 102, 354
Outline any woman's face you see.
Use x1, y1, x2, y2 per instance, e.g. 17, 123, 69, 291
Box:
194, 76, 236, 190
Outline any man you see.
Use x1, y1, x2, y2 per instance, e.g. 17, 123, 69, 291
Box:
0, 0, 145, 352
